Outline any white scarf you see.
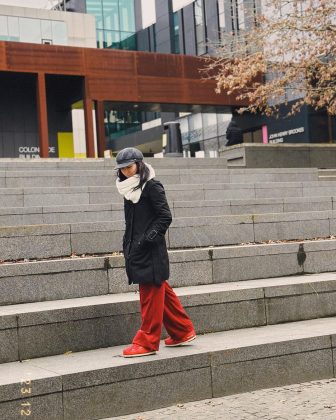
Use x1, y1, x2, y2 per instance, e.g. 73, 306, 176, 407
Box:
116, 163, 155, 203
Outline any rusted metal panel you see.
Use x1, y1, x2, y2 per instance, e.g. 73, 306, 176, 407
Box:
87, 75, 138, 102
95, 100, 106, 158
84, 48, 136, 77
0, 41, 249, 107
0, 43, 6, 70
137, 77, 185, 103
36, 73, 49, 158
136, 52, 183, 78
4, 42, 84, 74
83, 79, 95, 158
184, 80, 246, 106
182, 55, 207, 79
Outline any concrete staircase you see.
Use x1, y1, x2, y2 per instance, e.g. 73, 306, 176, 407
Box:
0, 159, 336, 419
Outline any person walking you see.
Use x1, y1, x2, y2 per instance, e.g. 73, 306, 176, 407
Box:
115, 147, 196, 358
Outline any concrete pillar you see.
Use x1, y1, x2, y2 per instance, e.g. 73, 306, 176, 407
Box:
36, 72, 49, 158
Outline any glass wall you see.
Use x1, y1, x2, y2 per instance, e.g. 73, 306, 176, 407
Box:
172, 12, 180, 54
194, 0, 206, 55
0, 15, 67, 45
86, 0, 136, 50
179, 112, 232, 156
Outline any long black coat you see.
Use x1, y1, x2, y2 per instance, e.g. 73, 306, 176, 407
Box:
122, 179, 172, 286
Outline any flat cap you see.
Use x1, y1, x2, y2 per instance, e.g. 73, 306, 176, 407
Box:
114, 147, 144, 170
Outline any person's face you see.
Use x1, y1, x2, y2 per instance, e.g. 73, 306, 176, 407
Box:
120, 163, 137, 178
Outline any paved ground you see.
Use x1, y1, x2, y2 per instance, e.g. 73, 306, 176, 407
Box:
112, 378, 336, 419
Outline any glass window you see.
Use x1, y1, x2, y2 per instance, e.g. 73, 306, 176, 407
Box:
194, 0, 206, 55
103, 0, 119, 31
87, 0, 104, 29
202, 113, 217, 140
119, 0, 135, 32
8, 17, 19, 40
105, 30, 120, 48
218, 0, 225, 34
173, 12, 180, 54
19, 18, 41, 44
0, 16, 8, 39
119, 31, 136, 50
179, 117, 190, 145
52, 21, 67, 45
189, 113, 203, 143
97, 29, 105, 48
41, 19, 52, 40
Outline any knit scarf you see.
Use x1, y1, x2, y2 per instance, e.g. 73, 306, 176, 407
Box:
116, 163, 155, 203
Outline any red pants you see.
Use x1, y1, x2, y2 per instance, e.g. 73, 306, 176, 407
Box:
132, 281, 194, 351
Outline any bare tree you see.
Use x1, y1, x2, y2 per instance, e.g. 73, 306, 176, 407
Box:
204, 0, 336, 116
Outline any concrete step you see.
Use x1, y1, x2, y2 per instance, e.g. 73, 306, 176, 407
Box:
0, 168, 318, 187
1, 273, 336, 363
1, 181, 336, 207
1, 317, 335, 418
0, 157, 228, 170
0, 210, 335, 261
1, 239, 336, 305
0, 196, 334, 226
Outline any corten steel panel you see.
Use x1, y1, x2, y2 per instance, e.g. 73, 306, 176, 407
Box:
183, 55, 207, 79
136, 51, 183, 78
4, 42, 84, 75
184, 80, 247, 106
137, 76, 185, 102
0, 41, 250, 107
0, 43, 6, 69
87, 75, 138, 101
36, 73, 49, 158
84, 48, 136, 76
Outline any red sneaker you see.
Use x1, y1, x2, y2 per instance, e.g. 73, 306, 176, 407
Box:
164, 331, 196, 347
122, 344, 156, 358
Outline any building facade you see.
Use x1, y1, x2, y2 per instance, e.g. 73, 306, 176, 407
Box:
0, 4, 96, 158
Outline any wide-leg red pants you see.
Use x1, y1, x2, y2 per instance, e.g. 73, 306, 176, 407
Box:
132, 281, 194, 351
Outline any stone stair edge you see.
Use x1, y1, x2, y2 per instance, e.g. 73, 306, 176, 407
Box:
0, 238, 333, 276
0, 317, 335, 409
1, 273, 336, 320
0, 195, 333, 216
0, 208, 335, 235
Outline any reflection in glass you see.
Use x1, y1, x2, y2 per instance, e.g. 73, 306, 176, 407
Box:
119, 0, 135, 32
119, 31, 136, 50
52, 21, 67, 45
105, 30, 120, 48
19, 18, 41, 44
87, 0, 136, 50
41, 19, 52, 40
103, 0, 119, 31
8, 17, 19, 40
87, 0, 104, 29
194, 0, 206, 55
173, 12, 180, 54
0, 16, 8, 38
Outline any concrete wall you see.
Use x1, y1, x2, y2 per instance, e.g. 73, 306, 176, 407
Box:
220, 144, 336, 168
0, 4, 96, 47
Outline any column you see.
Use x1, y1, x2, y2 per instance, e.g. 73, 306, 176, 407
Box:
95, 100, 106, 158
36, 72, 49, 158
83, 77, 95, 158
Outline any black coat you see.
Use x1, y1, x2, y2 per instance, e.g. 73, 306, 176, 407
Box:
122, 179, 172, 286
226, 122, 243, 146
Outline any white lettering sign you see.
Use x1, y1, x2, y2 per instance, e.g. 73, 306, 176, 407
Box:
269, 126, 304, 141
18, 146, 56, 154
